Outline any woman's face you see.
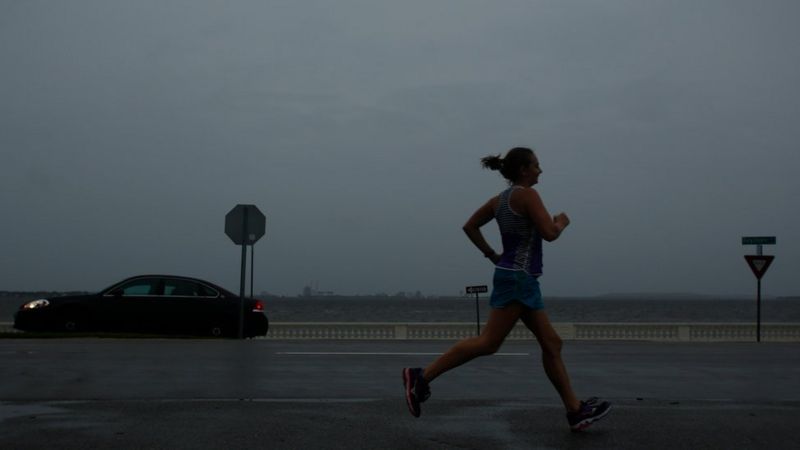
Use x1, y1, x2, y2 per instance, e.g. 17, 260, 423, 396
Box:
521, 154, 542, 186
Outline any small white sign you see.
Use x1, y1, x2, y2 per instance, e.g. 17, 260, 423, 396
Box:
466, 285, 488, 294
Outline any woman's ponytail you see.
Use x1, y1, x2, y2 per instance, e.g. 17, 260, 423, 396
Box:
481, 155, 503, 171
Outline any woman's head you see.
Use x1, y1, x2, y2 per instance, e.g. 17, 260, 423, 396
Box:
481, 147, 540, 185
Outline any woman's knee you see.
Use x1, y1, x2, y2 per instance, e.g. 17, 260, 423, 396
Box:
477, 336, 504, 355
540, 333, 563, 357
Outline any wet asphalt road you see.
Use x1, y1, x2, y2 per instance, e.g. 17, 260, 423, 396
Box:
1, 339, 798, 449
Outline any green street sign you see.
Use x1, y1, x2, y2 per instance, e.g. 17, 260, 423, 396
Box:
742, 236, 776, 246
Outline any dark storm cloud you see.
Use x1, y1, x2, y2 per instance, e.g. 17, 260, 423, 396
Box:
1, 1, 798, 297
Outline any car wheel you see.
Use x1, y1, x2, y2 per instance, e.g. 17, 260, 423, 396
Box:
210, 325, 224, 337
63, 317, 81, 332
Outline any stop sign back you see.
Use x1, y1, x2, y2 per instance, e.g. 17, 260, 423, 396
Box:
225, 204, 266, 245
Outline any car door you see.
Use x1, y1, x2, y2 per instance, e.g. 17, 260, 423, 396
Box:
161, 278, 226, 334
100, 277, 162, 333
194, 282, 230, 334
161, 278, 197, 334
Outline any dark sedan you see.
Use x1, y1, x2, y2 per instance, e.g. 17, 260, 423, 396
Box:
13, 275, 269, 338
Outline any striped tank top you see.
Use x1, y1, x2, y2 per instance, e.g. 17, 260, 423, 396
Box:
494, 186, 543, 276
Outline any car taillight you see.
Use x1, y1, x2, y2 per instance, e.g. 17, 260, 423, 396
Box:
252, 299, 264, 312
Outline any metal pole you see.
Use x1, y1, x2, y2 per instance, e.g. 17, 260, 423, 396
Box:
475, 293, 480, 335
238, 207, 248, 339
757, 278, 762, 343
250, 244, 254, 298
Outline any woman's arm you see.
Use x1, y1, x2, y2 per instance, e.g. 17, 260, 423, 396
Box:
518, 188, 570, 242
462, 196, 501, 263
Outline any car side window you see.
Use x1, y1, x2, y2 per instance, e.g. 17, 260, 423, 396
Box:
196, 284, 219, 298
164, 280, 219, 298
117, 279, 160, 296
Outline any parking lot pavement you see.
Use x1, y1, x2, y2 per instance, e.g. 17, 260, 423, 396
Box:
1, 339, 798, 449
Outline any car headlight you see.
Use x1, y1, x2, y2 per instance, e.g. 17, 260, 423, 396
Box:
22, 299, 50, 310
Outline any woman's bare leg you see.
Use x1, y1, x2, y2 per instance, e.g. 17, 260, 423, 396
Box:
520, 309, 581, 412
423, 303, 524, 382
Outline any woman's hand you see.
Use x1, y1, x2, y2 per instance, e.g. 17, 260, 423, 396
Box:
464, 196, 501, 261
554, 212, 570, 228
486, 252, 502, 264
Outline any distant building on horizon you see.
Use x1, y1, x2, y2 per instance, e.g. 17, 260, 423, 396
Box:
301, 282, 334, 297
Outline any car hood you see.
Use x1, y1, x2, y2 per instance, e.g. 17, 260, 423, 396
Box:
21, 293, 98, 307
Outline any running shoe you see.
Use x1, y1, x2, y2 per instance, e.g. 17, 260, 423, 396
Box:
402, 367, 430, 417
566, 397, 611, 432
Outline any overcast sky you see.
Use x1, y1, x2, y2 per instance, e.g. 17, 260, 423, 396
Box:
1, 1, 798, 297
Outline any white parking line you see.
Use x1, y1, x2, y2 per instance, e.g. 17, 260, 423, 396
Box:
276, 351, 529, 356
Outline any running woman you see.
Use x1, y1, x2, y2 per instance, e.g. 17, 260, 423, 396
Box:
402, 147, 611, 432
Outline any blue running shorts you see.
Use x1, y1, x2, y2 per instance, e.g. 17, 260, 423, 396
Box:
489, 268, 544, 310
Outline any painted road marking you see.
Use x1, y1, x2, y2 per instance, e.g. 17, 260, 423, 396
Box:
40, 398, 382, 405
276, 351, 530, 356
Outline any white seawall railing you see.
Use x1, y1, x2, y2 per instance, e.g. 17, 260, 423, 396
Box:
2, 322, 799, 342
261, 322, 800, 342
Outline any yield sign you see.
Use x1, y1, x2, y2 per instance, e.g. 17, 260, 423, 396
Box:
744, 255, 775, 280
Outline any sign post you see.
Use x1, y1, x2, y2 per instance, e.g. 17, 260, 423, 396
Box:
742, 236, 776, 343
466, 285, 488, 335
226, 205, 266, 339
